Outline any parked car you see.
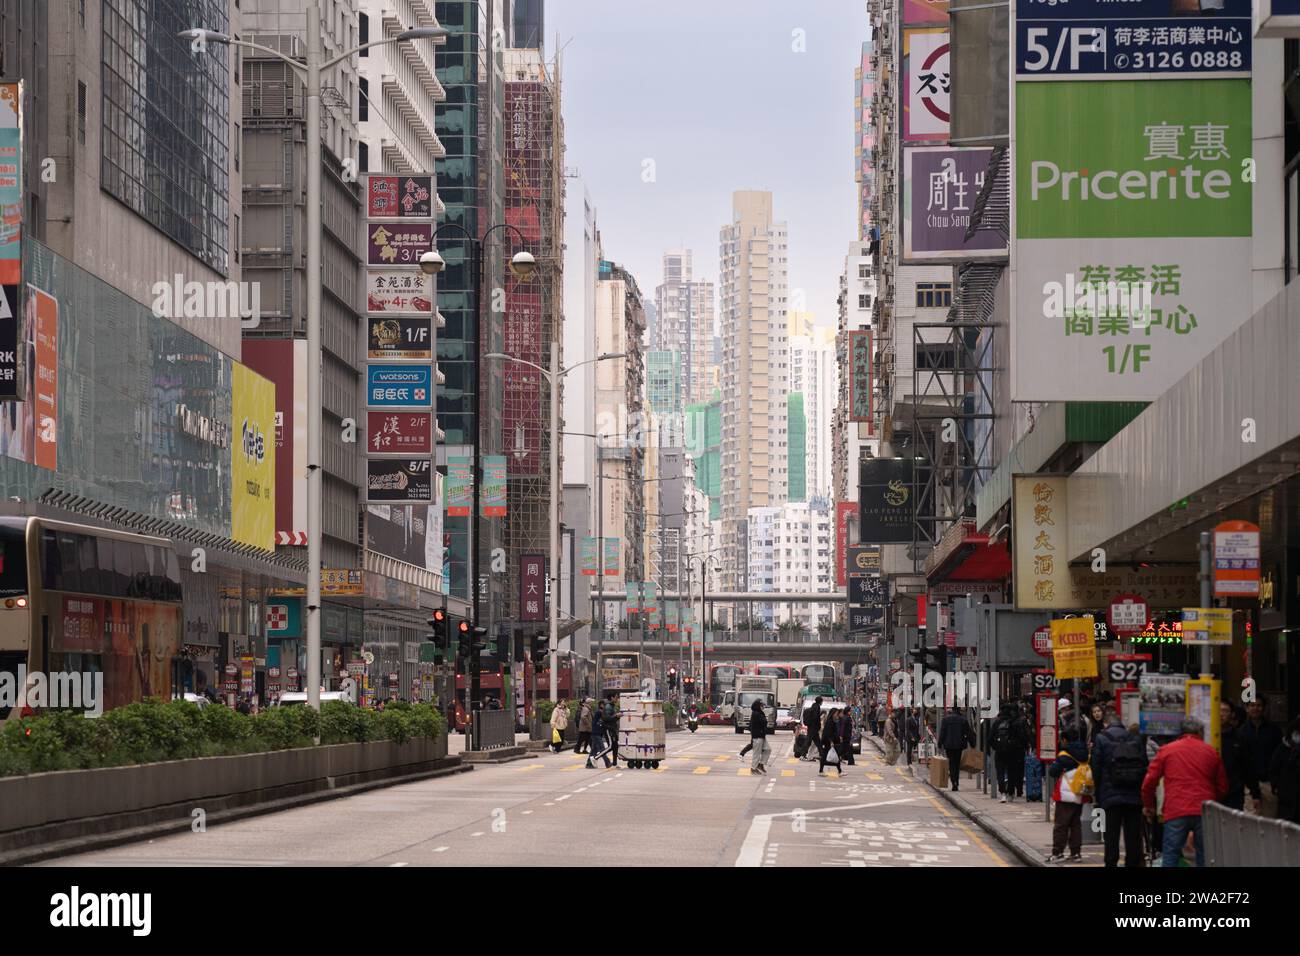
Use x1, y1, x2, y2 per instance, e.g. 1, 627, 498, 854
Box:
698, 708, 728, 726
775, 707, 796, 731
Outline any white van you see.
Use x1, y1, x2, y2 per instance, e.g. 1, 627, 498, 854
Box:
733, 675, 778, 734
273, 691, 353, 707
721, 690, 736, 723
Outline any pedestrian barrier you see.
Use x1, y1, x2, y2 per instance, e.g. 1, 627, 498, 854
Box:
1203, 800, 1300, 867
474, 709, 516, 751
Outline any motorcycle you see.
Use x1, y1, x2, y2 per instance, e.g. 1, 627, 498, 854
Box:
687, 711, 699, 733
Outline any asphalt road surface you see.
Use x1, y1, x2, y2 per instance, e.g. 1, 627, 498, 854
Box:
41, 728, 1019, 867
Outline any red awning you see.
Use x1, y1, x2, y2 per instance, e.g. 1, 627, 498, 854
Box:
926, 527, 1012, 583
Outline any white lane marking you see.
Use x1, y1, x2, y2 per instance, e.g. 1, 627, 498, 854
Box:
734, 797, 922, 868
574, 787, 589, 793
470, 832, 485, 837
544, 802, 554, 806
556, 794, 572, 801
432, 847, 449, 853
522, 810, 533, 815
388, 862, 409, 867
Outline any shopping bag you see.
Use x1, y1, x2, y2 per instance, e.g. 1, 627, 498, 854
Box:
824, 745, 840, 764
551, 728, 561, 745
960, 748, 984, 774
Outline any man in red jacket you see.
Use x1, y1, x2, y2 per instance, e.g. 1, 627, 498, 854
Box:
1141, 717, 1228, 867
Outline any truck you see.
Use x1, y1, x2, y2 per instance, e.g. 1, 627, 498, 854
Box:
777, 678, 803, 710
732, 674, 778, 735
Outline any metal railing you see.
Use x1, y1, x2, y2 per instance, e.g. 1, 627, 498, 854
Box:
1203, 801, 1300, 867
472, 710, 515, 751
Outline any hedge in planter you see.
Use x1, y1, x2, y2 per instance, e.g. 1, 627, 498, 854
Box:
0, 698, 447, 778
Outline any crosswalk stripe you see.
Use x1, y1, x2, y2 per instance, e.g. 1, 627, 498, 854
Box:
693, 766, 710, 775
781, 770, 795, 777
867, 772, 883, 780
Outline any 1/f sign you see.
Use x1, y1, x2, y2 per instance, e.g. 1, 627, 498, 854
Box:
1103, 343, 1150, 374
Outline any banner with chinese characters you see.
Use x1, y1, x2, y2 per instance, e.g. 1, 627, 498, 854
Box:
1013, 78, 1252, 401
641, 582, 658, 614
902, 147, 1006, 261
1050, 616, 1099, 680
481, 455, 507, 517
848, 331, 872, 423
1013, 475, 1071, 609
519, 553, 545, 622
445, 456, 473, 517
625, 581, 642, 615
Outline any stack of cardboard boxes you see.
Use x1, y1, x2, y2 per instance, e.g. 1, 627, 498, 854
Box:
618, 694, 666, 766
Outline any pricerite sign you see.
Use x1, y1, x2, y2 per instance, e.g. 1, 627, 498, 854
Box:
1013, 78, 1252, 401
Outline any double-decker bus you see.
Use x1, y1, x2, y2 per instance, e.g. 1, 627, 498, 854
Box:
709, 663, 741, 707
757, 664, 794, 679
0, 516, 183, 721
801, 662, 839, 693
598, 651, 652, 695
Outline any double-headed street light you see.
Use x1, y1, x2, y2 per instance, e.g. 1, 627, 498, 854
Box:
483, 350, 626, 702
182, 6, 447, 719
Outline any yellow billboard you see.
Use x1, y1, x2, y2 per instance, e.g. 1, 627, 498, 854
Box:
231, 362, 276, 550
1050, 616, 1099, 681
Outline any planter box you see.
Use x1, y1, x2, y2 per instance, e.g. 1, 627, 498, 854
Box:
0, 734, 448, 835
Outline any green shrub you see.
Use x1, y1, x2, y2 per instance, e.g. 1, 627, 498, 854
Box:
662, 701, 677, 722
250, 708, 311, 750
320, 700, 376, 744
406, 704, 443, 741
375, 708, 412, 745
101, 699, 203, 764
197, 702, 254, 746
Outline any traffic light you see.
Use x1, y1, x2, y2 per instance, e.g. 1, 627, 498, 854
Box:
427, 609, 448, 658
530, 634, 548, 666
682, 675, 695, 696
667, 667, 677, 690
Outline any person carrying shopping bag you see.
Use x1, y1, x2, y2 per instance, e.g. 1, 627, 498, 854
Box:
549, 697, 570, 753
819, 706, 845, 776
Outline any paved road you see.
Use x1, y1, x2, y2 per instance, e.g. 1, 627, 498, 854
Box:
40, 728, 1019, 867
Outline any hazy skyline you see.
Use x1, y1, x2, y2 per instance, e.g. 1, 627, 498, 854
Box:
547, 0, 866, 331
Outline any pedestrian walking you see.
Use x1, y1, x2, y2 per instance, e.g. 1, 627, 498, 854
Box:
1218, 702, 1259, 810
837, 706, 856, 766
1141, 716, 1228, 867
748, 699, 771, 774
602, 692, 621, 766
938, 708, 976, 792
549, 697, 571, 753
1092, 713, 1148, 868
586, 702, 612, 769
1268, 717, 1300, 824
1047, 728, 1092, 862
1242, 701, 1283, 813
990, 703, 1030, 802
575, 698, 593, 754
819, 705, 845, 775
803, 696, 824, 762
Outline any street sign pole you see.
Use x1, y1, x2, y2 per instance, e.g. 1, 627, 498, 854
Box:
1199, 531, 1212, 678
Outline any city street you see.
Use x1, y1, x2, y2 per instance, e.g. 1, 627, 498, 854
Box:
40, 729, 1015, 868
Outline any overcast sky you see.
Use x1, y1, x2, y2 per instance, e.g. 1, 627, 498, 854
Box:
546, 0, 868, 332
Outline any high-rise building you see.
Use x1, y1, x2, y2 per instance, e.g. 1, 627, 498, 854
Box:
718, 190, 788, 593
790, 332, 836, 500
746, 499, 834, 631
653, 249, 714, 406
855, 38, 876, 241
645, 350, 681, 419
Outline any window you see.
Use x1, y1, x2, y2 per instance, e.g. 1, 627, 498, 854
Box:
916, 282, 953, 309
359, 12, 368, 52
858, 293, 871, 310
77, 82, 86, 144
234, 213, 240, 264
234, 123, 240, 171
858, 263, 870, 279
80, 0, 86, 26
358, 77, 368, 121
358, 141, 368, 173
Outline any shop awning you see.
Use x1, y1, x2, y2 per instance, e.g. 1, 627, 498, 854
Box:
924, 518, 1011, 583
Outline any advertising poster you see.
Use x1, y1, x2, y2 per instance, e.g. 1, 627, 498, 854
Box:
367, 411, 432, 456
30, 286, 57, 472
902, 147, 1006, 261
642, 582, 659, 614
368, 316, 432, 360
366, 504, 431, 569
367, 223, 434, 266
581, 536, 598, 576
1013, 79, 1252, 401
481, 455, 507, 517
904, 0, 949, 23
1140, 672, 1189, 736
265, 598, 303, 639
367, 364, 432, 408
51, 598, 182, 710
1013, 475, 1070, 609
230, 362, 276, 550
1015, 0, 1251, 81
903, 27, 950, 142
445, 455, 473, 517
0, 83, 20, 286
242, 339, 308, 545
848, 545, 882, 576
625, 581, 642, 614
366, 271, 433, 314
0, 283, 17, 399
603, 536, 620, 576
858, 458, 913, 544
367, 175, 433, 219
502, 289, 543, 474
366, 458, 433, 504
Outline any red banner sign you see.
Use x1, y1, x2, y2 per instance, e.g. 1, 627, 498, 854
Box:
366, 411, 433, 455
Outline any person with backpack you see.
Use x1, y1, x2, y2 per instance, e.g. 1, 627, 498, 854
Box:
748, 699, 771, 774
1091, 712, 1148, 867
1047, 728, 1092, 862
1141, 716, 1228, 867
990, 703, 1029, 803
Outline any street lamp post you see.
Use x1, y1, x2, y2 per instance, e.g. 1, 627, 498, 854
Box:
180, 9, 447, 719
485, 350, 625, 702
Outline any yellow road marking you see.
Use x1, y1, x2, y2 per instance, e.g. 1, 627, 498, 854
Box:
787, 758, 799, 765
515, 764, 544, 771
562, 764, 583, 771
921, 793, 1009, 868
693, 766, 710, 775
782, 770, 795, 777
714, 755, 731, 762
738, 768, 752, 776
867, 772, 883, 780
